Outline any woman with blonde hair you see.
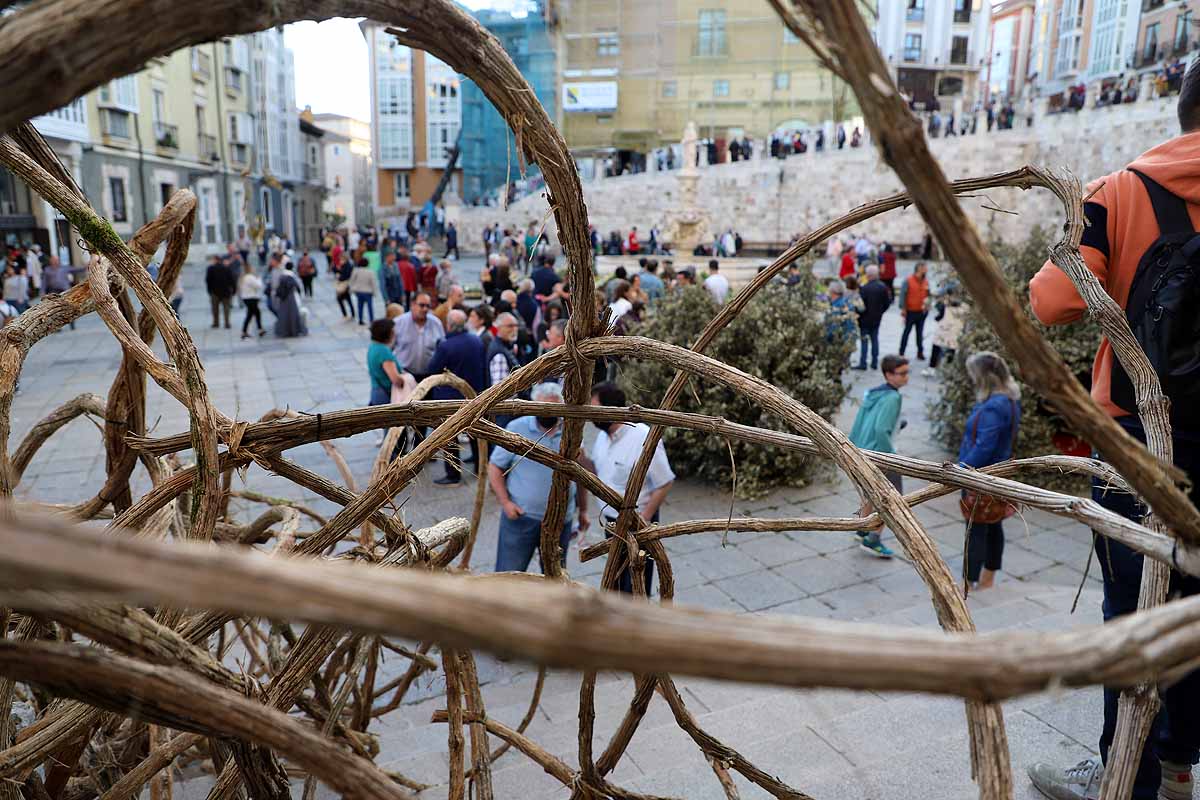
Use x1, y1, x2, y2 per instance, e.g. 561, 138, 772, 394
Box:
957, 351, 1021, 589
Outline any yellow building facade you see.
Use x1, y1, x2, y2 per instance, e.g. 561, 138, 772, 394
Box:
556, 0, 867, 165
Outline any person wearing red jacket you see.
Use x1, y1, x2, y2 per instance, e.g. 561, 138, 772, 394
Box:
627, 226, 640, 255
1026, 64, 1200, 800
839, 250, 856, 280
396, 245, 418, 310
879, 243, 897, 295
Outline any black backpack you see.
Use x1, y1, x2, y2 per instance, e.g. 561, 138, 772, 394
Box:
1110, 169, 1200, 428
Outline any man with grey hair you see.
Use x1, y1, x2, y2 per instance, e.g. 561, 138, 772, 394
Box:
489, 382, 590, 572
853, 264, 891, 371
426, 307, 486, 486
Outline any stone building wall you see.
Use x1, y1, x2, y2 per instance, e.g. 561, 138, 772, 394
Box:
449, 95, 1184, 258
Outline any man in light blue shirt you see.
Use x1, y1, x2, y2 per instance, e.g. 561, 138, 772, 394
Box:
638, 260, 665, 303
489, 383, 591, 573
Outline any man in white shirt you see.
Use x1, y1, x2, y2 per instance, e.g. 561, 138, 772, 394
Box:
586, 382, 675, 594
854, 234, 873, 266
24, 245, 41, 292
703, 259, 730, 304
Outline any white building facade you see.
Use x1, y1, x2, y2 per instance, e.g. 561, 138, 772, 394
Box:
250, 28, 304, 242
313, 114, 373, 230
1084, 0, 1140, 84
875, 0, 993, 112
30, 100, 90, 265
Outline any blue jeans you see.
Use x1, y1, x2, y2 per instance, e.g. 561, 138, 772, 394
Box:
495, 513, 574, 574
355, 292, 374, 323
1094, 419, 1200, 799
368, 384, 390, 406
857, 325, 879, 369
899, 311, 927, 356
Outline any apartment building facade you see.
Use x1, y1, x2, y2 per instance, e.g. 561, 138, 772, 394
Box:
1030, 0, 1144, 101
988, 0, 1037, 101
2, 31, 326, 262
312, 113, 374, 230
1136, 0, 1199, 72
556, 0, 864, 172
361, 20, 462, 225
875, 0, 992, 110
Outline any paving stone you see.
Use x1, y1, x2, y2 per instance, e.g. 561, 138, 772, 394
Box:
996, 543, 1057, 578
676, 542, 765, 581
731, 533, 819, 567
759, 595, 837, 619
772, 555, 863, 595
817, 580, 897, 619
1022, 530, 1094, 567
712, 568, 809, 611
1022, 689, 1103, 751
672, 582, 747, 613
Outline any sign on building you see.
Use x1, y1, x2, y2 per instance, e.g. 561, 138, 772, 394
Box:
562, 81, 618, 112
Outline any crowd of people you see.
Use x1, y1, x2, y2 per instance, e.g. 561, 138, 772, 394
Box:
0, 243, 80, 326
204, 237, 309, 339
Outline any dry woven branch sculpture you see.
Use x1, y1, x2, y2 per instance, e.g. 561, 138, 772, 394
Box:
0, 0, 1197, 798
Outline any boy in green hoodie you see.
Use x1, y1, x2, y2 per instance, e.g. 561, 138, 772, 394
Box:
848, 354, 910, 557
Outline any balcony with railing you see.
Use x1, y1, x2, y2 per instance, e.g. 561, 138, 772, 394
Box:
906, 7, 924, 22
1138, 44, 1164, 67
903, 47, 922, 62
199, 133, 219, 162
191, 48, 212, 81
154, 122, 179, 153
303, 162, 321, 182
224, 67, 243, 94
953, 7, 971, 23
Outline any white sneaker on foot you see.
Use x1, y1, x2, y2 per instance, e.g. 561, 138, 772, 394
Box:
1028, 757, 1103, 800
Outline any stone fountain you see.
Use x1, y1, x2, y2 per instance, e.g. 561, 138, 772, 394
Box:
662, 121, 711, 256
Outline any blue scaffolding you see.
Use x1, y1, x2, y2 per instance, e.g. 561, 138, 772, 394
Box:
460, 2, 557, 205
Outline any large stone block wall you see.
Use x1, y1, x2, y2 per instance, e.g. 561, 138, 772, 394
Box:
449, 95, 1183, 259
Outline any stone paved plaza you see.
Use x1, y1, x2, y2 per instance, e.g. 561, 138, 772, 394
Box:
15, 255, 1107, 799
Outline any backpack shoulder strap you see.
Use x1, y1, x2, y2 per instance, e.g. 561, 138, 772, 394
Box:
1129, 168, 1194, 236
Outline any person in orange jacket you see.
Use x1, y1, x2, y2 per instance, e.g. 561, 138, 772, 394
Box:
897, 262, 930, 359
1026, 63, 1200, 800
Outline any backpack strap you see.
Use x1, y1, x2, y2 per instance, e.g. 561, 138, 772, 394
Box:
1129, 168, 1194, 236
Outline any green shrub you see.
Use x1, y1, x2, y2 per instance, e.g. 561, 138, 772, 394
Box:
619, 273, 854, 498
928, 227, 1101, 491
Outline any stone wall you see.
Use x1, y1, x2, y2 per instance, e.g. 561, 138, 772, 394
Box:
448, 95, 1184, 258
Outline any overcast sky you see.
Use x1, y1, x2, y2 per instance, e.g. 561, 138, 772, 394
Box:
284, 2, 525, 122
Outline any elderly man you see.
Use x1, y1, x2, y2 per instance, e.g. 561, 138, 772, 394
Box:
488, 312, 522, 426
489, 382, 590, 572
426, 309, 486, 486
391, 292, 445, 384
540, 318, 566, 353
433, 283, 464, 327
586, 381, 675, 594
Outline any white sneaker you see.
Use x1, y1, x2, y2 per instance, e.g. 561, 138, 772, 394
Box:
1028, 757, 1103, 800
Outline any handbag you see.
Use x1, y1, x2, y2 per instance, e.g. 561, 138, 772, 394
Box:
959, 399, 1019, 524
334, 279, 350, 295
